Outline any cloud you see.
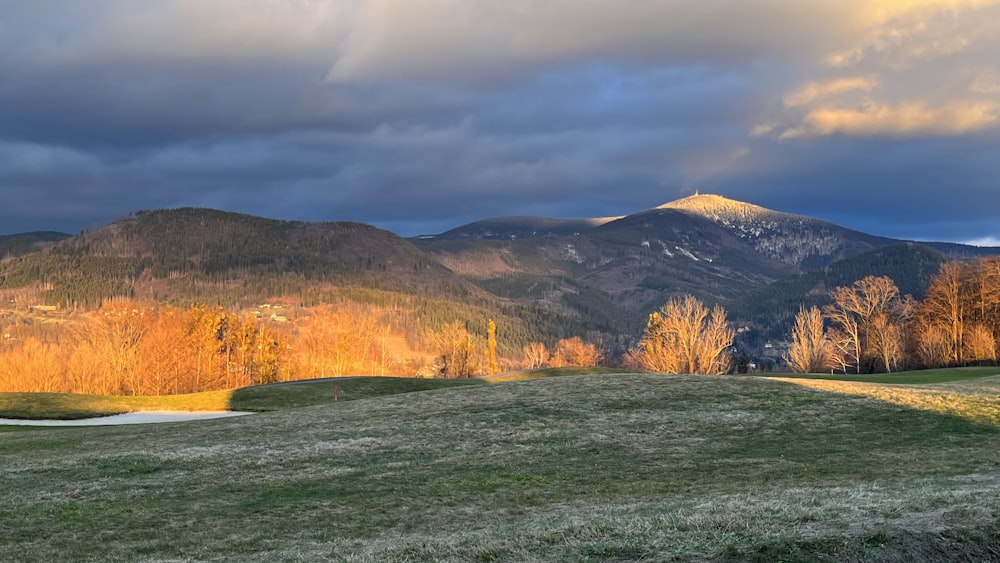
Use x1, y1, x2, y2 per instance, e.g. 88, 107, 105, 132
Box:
767, 0, 1000, 139
781, 101, 999, 138
783, 76, 879, 107
0, 1, 999, 246
967, 236, 1000, 247
4, 0, 348, 68
328, 0, 847, 83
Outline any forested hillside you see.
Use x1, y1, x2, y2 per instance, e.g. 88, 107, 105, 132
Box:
0, 204, 609, 392
1, 197, 998, 388
729, 243, 950, 340
0, 231, 69, 259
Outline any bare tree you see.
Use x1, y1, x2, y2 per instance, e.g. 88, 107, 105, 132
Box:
432, 320, 477, 378
636, 295, 733, 375
965, 323, 997, 364
786, 305, 832, 373
869, 312, 905, 373
915, 324, 952, 368
826, 327, 858, 374
522, 341, 549, 369
918, 262, 966, 366
825, 276, 900, 373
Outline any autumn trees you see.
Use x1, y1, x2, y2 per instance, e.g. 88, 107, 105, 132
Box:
297, 304, 388, 378
0, 302, 281, 395
0, 296, 614, 393
517, 338, 603, 370
549, 336, 603, 368
0, 301, 404, 394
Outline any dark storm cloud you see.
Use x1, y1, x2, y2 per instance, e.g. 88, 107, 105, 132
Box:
1, 0, 998, 245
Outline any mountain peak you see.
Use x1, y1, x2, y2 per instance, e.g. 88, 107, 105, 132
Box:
657, 193, 771, 219
655, 193, 868, 267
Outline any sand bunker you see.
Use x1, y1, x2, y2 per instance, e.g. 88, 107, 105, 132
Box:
0, 411, 253, 426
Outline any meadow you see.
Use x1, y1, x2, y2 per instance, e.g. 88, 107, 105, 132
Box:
1, 368, 999, 561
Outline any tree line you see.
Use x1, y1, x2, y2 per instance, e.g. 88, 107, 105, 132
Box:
787, 257, 1000, 373
1, 301, 427, 394
2, 256, 996, 394
0, 300, 613, 394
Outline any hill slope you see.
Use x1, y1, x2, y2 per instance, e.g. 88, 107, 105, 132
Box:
0, 209, 600, 355
729, 242, 951, 340
0, 231, 70, 259
0, 208, 481, 306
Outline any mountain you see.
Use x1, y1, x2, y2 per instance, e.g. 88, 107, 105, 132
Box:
0, 208, 602, 356
414, 194, 893, 305
415, 193, 1000, 341
2, 196, 998, 359
0, 231, 71, 258
429, 216, 621, 240
0, 209, 464, 301
657, 194, 894, 268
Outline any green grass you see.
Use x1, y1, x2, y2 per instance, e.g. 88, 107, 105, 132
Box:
482, 366, 637, 383
0, 377, 484, 420
1, 373, 999, 561
764, 366, 1000, 385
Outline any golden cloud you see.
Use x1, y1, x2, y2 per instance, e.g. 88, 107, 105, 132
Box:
780, 101, 998, 138
784, 75, 879, 107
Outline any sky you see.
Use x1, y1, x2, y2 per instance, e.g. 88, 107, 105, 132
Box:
1, 0, 999, 246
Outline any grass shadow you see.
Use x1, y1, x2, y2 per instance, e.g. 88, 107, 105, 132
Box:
716, 523, 1000, 562
227, 376, 483, 412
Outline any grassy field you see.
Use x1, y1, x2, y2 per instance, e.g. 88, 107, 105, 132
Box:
1, 370, 999, 561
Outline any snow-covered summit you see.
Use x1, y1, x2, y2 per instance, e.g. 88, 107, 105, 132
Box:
659, 193, 793, 223
657, 193, 843, 266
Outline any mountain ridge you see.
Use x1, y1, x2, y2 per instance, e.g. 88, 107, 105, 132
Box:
2, 196, 998, 357
413, 193, 999, 342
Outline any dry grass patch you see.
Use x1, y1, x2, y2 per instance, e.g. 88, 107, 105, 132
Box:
773, 375, 1000, 425
0, 389, 236, 420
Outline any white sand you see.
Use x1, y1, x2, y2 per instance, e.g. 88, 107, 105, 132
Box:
0, 411, 253, 426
